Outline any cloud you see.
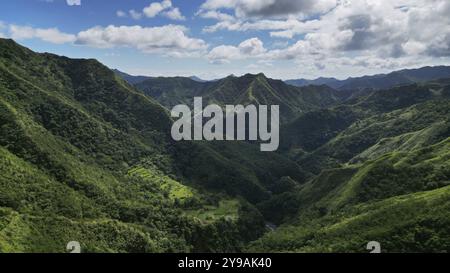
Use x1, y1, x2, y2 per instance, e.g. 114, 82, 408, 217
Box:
66, 0, 81, 6
203, 0, 450, 76
116, 9, 143, 20
8, 24, 76, 44
75, 25, 207, 56
208, 45, 241, 64
202, 18, 307, 35
143, 0, 172, 18
203, 0, 450, 67
0, 22, 5, 38
117, 1, 185, 21
164, 8, 186, 21
198, 10, 235, 21
2, 22, 207, 57
129, 9, 143, 20
201, 0, 337, 19
426, 34, 450, 57
203, 20, 243, 33
116, 10, 127, 18
139, 0, 186, 21
208, 37, 266, 63
239, 37, 266, 55
3, 0, 450, 79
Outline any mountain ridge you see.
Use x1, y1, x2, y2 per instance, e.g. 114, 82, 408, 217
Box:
0, 38, 306, 252
286, 66, 450, 91
1, 38, 449, 253
134, 72, 344, 123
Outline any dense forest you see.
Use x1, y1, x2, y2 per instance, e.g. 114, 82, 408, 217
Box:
0, 38, 449, 253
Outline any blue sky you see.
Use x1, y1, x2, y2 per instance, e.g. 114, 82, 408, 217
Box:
0, 0, 449, 80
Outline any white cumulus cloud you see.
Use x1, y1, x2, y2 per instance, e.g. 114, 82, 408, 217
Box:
138, 0, 186, 21
143, 0, 173, 18
8, 25, 76, 44
75, 25, 207, 56
201, 0, 337, 19
164, 8, 186, 21
208, 37, 266, 63
202, 0, 450, 75
2, 22, 207, 57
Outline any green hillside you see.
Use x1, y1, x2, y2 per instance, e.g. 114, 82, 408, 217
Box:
1, 38, 449, 253
246, 81, 450, 252
0, 39, 297, 252
287, 82, 450, 174
248, 185, 450, 253
135, 73, 343, 123
248, 138, 450, 252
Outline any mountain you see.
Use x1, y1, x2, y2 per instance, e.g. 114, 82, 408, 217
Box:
129, 60, 450, 253
189, 76, 207, 82
0, 38, 305, 252
113, 70, 208, 85
134, 73, 344, 123
112, 69, 152, 85
285, 77, 341, 89
283, 80, 450, 173
1, 38, 449, 253
135, 76, 206, 109
286, 66, 450, 91
249, 80, 450, 252
249, 138, 450, 252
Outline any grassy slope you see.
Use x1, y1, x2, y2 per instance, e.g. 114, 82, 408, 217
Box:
0, 146, 170, 253
248, 185, 450, 253
247, 138, 450, 252
292, 83, 450, 174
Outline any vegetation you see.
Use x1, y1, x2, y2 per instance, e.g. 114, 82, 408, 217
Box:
135, 73, 344, 123
1, 38, 449, 252
0, 39, 267, 252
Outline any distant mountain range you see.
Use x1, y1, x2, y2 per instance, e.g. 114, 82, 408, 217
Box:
116, 66, 450, 94
113, 69, 208, 85
133, 73, 343, 123
285, 66, 450, 90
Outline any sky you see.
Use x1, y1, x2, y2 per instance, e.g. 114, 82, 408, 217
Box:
0, 0, 449, 80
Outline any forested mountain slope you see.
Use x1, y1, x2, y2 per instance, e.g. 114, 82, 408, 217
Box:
249, 81, 450, 252
248, 138, 450, 252
134, 73, 343, 123
0, 38, 304, 252
1, 38, 449, 253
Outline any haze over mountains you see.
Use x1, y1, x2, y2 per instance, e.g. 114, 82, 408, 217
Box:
1, 38, 449, 253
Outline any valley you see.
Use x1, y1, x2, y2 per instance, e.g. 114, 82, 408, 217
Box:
0, 38, 449, 253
